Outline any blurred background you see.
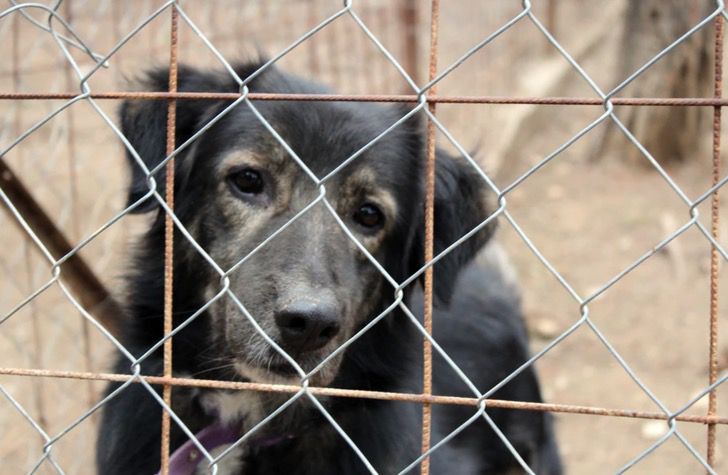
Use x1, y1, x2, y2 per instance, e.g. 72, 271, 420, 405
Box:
1, 0, 727, 473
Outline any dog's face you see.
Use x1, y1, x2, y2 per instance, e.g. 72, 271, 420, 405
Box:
189, 98, 426, 386
121, 64, 495, 386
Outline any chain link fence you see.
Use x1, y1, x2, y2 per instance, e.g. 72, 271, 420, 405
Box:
0, 0, 726, 473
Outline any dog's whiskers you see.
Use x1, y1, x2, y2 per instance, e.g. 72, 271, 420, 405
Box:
191, 362, 238, 378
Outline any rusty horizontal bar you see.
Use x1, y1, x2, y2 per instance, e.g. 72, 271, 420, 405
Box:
1, 366, 725, 425
3, 91, 728, 106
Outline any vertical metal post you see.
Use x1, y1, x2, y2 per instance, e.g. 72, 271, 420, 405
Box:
160, 4, 179, 474
707, 11, 722, 472
421, 1, 440, 472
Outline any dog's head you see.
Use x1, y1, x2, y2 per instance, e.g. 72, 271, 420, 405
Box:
121, 63, 496, 385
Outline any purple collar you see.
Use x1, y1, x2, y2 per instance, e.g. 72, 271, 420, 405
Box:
157, 422, 295, 475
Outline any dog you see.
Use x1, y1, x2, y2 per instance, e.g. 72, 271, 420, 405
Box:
96, 61, 562, 475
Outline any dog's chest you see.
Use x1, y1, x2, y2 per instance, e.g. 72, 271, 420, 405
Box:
199, 389, 266, 427
193, 444, 246, 475
189, 390, 263, 474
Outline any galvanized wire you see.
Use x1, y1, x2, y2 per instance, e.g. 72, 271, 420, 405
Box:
0, 1, 726, 474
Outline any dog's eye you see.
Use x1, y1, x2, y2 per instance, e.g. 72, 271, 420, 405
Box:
228, 169, 264, 195
353, 203, 384, 229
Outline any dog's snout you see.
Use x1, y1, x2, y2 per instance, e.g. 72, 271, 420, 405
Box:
275, 300, 340, 352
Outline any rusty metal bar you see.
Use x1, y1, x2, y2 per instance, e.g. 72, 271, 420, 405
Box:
0, 367, 726, 426
6, 91, 728, 106
421, 1, 441, 472
707, 11, 723, 471
160, 4, 179, 474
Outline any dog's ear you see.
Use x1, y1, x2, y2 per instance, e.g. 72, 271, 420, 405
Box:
120, 65, 237, 213
411, 152, 498, 306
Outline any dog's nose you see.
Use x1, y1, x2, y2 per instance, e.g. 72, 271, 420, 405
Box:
275, 300, 340, 352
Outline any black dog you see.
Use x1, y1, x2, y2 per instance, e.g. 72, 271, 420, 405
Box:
96, 61, 561, 474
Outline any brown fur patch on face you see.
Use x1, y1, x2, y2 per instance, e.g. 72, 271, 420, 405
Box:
214, 149, 298, 231
336, 167, 398, 254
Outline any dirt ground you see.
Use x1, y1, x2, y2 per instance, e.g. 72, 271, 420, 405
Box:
498, 137, 728, 474
1, 1, 727, 473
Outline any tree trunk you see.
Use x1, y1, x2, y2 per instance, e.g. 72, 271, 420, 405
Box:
594, 0, 712, 165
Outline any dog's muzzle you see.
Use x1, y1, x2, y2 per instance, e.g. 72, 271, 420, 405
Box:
274, 299, 340, 353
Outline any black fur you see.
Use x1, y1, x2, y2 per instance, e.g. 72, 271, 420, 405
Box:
96, 61, 561, 475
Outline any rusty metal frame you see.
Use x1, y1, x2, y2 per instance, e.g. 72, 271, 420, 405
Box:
0, 1, 724, 474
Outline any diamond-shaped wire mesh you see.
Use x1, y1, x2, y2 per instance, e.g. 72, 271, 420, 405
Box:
1, 1, 727, 474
